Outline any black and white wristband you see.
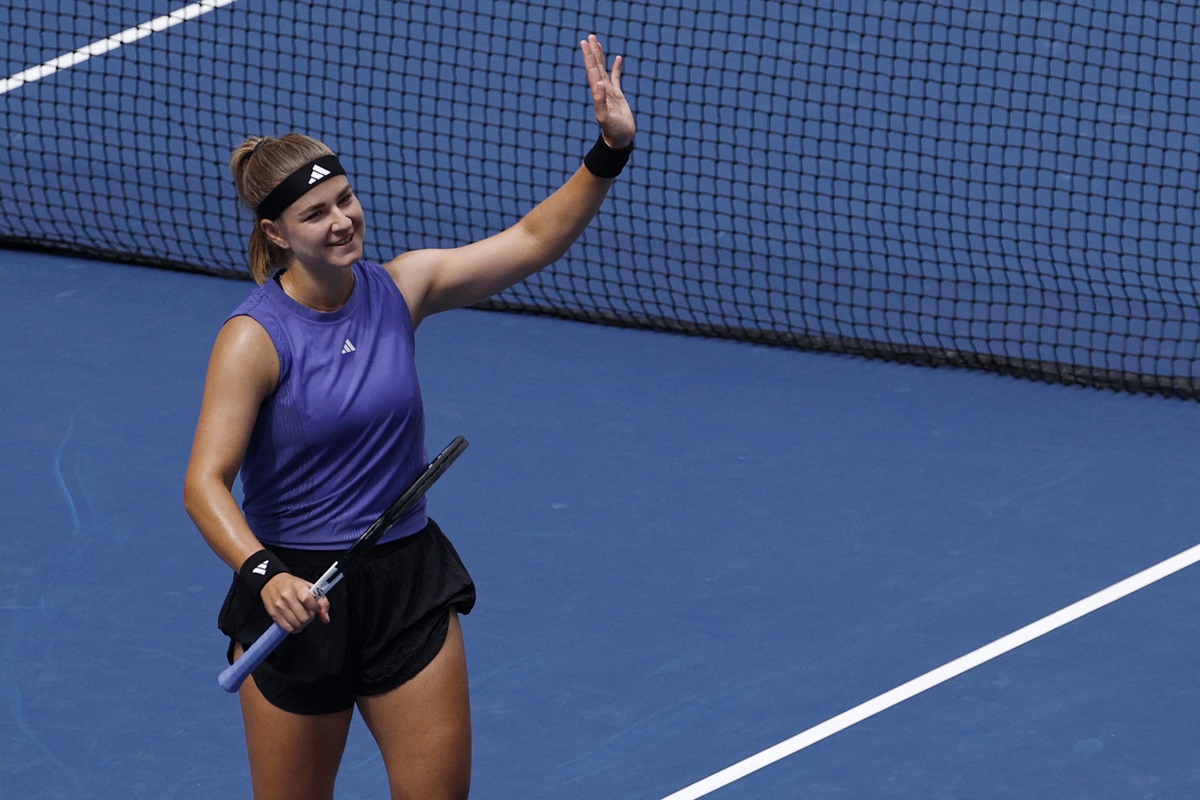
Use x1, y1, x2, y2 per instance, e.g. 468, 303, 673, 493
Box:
583, 134, 634, 179
239, 549, 290, 595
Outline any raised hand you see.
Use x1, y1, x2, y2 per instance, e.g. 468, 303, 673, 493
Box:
580, 34, 636, 150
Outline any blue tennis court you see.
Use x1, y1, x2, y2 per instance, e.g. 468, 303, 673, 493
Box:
6, 1, 1200, 797
3, 247, 1199, 798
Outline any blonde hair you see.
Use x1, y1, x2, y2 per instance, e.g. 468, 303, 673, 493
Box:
230, 134, 334, 284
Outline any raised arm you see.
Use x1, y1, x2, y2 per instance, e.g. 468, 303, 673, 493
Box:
389, 34, 637, 325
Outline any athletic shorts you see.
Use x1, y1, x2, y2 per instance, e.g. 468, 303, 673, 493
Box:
217, 518, 476, 715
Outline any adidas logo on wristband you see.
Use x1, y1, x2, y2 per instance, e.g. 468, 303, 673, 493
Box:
240, 549, 290, 593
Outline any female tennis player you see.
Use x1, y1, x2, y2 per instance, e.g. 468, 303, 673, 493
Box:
183, 34, 634, 799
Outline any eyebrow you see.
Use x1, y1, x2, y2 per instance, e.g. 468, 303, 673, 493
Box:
295, 199, 326, 217
295, 186, 352, 217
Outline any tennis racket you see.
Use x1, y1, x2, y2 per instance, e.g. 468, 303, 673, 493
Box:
218, 434, 469, 692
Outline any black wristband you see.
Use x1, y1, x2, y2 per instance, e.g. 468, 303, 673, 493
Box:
583, 135, 634, 179
238, 549, 290, 595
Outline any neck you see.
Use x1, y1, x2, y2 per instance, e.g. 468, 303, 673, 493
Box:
278, 267, 355, 312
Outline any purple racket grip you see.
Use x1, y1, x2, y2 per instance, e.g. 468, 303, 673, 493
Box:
218, 622, 289, 692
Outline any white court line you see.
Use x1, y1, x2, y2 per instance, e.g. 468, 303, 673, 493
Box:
662, 542, 1200, 800
1, 0, 239, 95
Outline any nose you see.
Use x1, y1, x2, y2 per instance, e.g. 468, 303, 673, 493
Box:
331, 204, 354, 231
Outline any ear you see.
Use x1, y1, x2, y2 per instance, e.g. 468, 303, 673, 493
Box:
260, 218, 289, 250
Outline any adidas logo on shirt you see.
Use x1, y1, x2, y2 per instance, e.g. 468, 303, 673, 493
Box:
341, 339, 356, 354
309, 164, 331, 184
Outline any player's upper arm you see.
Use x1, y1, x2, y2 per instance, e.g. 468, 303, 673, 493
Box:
385, 225, 544, 325
186, 315, 280, 491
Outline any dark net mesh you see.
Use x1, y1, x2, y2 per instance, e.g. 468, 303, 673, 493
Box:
4, 1, 1199, 396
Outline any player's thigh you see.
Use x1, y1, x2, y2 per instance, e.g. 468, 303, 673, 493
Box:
236, 645, 354, 800
356, 612, 471, 799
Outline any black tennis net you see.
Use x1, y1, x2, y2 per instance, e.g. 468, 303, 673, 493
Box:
4, 1, 1199, 397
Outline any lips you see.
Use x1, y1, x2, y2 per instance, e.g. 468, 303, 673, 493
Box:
330, 234, 354, 247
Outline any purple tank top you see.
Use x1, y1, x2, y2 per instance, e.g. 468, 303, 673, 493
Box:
229, 261, 428, 549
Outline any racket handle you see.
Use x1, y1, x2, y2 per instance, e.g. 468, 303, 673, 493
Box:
218, 622, 289, 693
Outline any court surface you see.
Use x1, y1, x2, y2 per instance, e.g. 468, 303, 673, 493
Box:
3, 247, 1200, 798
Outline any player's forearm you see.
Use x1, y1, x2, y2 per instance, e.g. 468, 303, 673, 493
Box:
183, 472, 263, 572
515, 165, 616, 268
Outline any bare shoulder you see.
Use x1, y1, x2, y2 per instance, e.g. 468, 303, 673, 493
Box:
382, 248, 447, 322
382, 248, 443, 287
215, 314, 275, 361
209, 314, 280, 397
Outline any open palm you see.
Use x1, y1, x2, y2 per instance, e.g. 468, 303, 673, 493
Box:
581, 34, 636, 149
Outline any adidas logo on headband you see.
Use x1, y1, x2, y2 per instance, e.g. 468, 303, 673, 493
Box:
309, 164, 331, 184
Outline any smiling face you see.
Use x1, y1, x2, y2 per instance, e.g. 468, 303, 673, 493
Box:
260, 175, 365, 273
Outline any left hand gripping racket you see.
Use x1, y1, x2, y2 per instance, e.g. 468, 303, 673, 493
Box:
218, 435, 469, 693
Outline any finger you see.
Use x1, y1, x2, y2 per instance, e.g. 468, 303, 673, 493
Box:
610, 54, 623, 86
269, 600, 307, 632
592, 79, 608, 112
583, 34, 608, 83
291, 602, 319, 631
586, 34, 603, 64
299, 586, 323, 610
282, 587, 321, 626
580, 39, 596, 79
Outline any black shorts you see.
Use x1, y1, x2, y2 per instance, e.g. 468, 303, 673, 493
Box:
217, 518, 476, 715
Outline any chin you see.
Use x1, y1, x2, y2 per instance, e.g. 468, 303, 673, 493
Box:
333, 245, 363, 266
